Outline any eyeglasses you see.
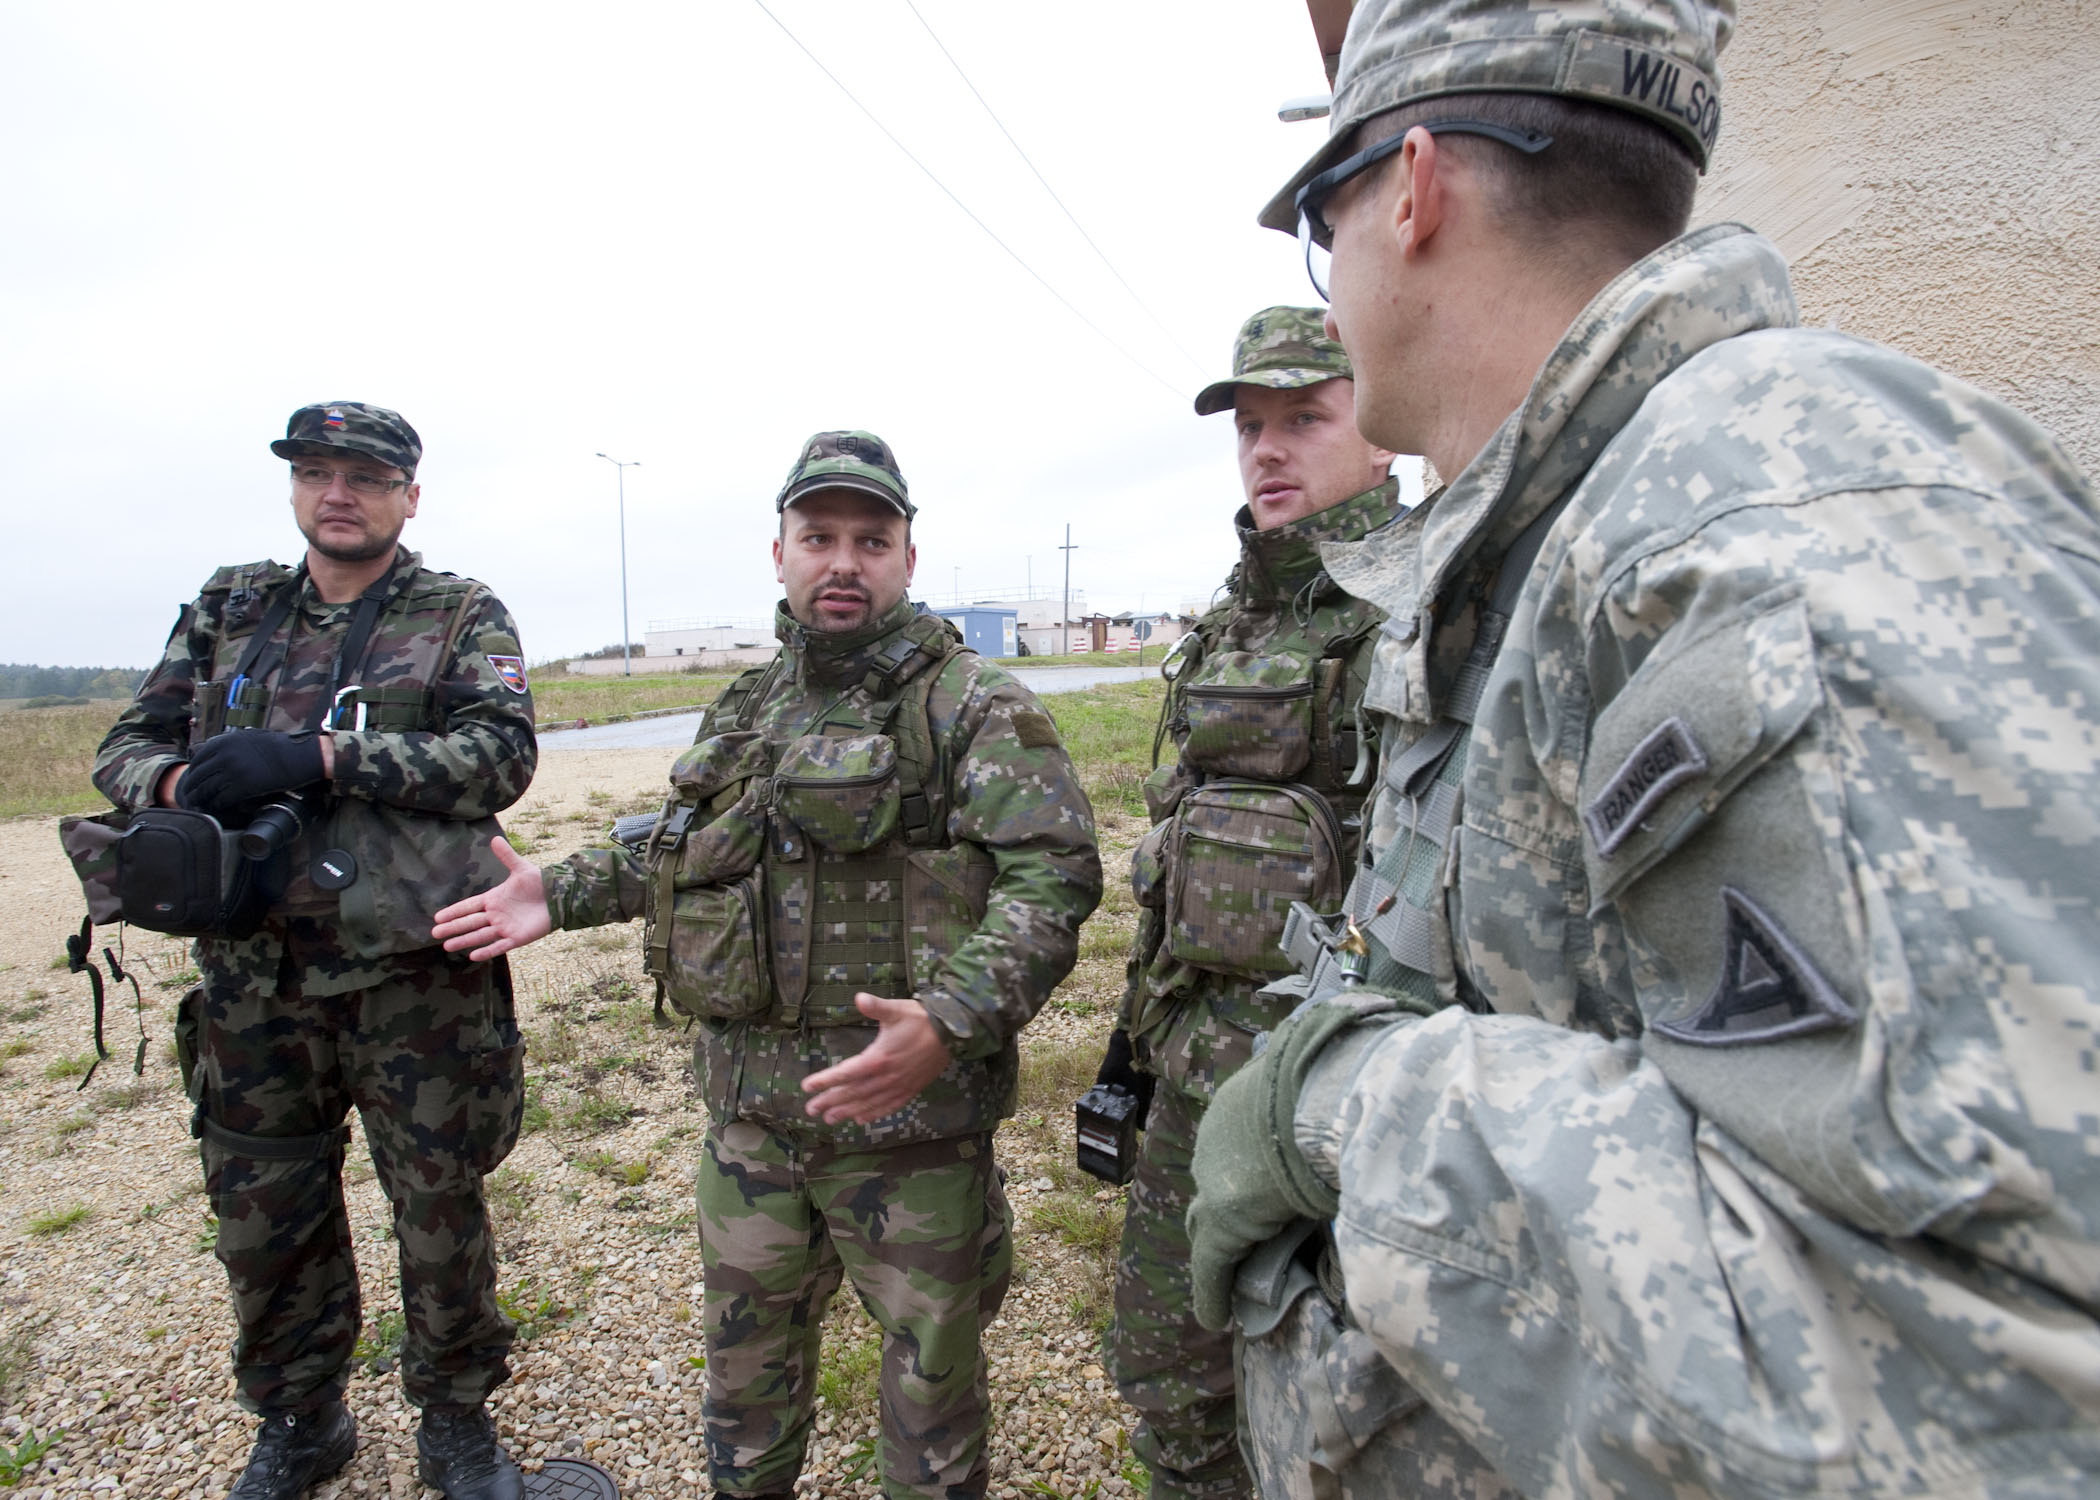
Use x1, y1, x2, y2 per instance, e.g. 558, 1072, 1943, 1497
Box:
289, 463, 410, 495
1295, 120, 1552, 299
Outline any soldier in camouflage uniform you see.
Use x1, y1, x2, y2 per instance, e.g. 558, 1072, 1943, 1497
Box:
93, 404, 537, 1500
1100, 308, 1397, 1500
433, 430, 1103, 1500
1187, 3, 2100, 1497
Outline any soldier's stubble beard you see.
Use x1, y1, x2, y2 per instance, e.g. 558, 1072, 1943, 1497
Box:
301, 518, 407, 564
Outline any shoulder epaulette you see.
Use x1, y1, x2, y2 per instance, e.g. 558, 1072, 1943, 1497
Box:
200, 560, 293, 597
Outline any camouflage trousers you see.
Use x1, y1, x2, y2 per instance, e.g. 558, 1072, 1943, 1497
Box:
187, 929, 525, 1414
696, 1120, 1012, 1500
1107, 1079, 1251, 1500
1235, 1264, 1517, 1500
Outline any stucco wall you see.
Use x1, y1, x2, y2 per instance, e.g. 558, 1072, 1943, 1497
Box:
1696, 0, 2100, 473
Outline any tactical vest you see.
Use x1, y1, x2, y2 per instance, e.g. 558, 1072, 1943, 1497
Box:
201, 560, 507, 953
1130, 588, 1383, 997
640, 613, 993, 1029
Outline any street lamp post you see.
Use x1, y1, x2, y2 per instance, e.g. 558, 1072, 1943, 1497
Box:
595, 453, 641, 677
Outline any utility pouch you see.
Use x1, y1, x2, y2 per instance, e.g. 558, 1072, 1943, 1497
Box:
668, 729, 773, 802
1129, 818, 1170, 911
58, 811, 130, 925
1166, 780, 1345, 979
773, 733, 902, 854
651, 867, 773, 1023
1180, 650, 1317, 781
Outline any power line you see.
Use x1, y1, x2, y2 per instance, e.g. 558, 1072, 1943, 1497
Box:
899, 0, 1209, 381
748, 0, 1188, 403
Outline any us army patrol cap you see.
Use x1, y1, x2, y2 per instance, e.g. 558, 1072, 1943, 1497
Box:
1258, 0, 1735, 233
270, 402, 423, 478
1192, 306, 1355, 416
775, 430, 916, 520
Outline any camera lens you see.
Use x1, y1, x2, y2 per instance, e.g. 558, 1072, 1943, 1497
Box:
238, 799, 309, 860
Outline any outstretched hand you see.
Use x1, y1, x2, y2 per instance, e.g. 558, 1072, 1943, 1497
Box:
431, 836, 551, 961
802, 993, 952, 1125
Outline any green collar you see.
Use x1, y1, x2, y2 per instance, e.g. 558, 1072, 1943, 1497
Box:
1230, 479, 1400, 605
776, 597, 936, 690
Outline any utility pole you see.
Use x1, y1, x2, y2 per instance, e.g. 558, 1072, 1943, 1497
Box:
595, 454, 641, 676
1059, 524, 1077, 655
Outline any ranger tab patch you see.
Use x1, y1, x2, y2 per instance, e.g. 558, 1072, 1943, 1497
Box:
487, 655, 528, 694
1585, 715, 1706, 857
1654, 887, 1858, 1048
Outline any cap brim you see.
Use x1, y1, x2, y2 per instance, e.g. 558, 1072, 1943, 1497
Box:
269, 435, 415, 475
1259, 128, 1360, 235
1193, 368, 1349, 416
778, 475, 915, 518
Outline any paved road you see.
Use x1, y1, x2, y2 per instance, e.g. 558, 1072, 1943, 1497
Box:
542, 664, 1149, 751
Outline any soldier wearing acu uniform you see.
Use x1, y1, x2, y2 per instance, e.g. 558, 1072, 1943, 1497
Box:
1186, 2, 2100, 1498
93, 404, 537, 1500
1098, 308, 1397, 1500
433, 430, 1104, 1500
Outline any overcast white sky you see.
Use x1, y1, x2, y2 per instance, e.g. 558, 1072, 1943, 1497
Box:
1, 1, 1428, 669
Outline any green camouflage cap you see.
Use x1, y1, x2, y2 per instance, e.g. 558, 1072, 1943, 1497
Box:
269, 401, 422, 477
775, 429, 915, 519
1193, 306, 1354, 416
1259, 0, 1735, 234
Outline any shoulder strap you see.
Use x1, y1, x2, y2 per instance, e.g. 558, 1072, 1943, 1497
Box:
886, 638, 970, 847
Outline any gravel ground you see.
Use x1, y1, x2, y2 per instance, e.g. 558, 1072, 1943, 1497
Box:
0, 748, 1148, 1498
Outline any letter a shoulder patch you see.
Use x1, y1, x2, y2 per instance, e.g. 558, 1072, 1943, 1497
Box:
1654, 886, 1859, 1047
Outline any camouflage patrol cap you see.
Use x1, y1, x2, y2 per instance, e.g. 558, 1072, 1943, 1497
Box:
775, 430, 915, 519
1192, 306, 1354, 417
269, 402, 422, 477
1258, 0, 1735, 234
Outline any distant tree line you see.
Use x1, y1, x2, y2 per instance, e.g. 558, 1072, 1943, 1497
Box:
0, 663, 143, 700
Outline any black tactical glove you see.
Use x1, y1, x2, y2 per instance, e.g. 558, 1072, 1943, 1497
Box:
1095, 1027, 1155, 1130
178, 731, 325, 819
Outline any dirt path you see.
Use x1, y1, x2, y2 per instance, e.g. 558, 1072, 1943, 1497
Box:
0, 752, 1142, 1499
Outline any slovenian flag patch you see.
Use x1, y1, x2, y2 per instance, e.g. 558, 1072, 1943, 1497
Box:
487, 655, 528, 693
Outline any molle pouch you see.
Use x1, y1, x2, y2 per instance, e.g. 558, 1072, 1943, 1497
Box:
1180, 650, 1316, 780
669, 782, 768, 889
652, 868, 773, 1023
58, 811, 130, 925
1141, 760, 1191, 826
1129, 818, 1170, 911
1167, 781, 1344, 980
774, 733, 902, 855
193, 678, 231, 744
670, 728, 774, 803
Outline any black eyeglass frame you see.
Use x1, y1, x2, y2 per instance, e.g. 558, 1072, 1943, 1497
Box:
1295, 119, 1553, 248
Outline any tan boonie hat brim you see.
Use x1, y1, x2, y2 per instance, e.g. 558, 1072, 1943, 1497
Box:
1260, 13, 1729, 234
1192, 366, 1351, 417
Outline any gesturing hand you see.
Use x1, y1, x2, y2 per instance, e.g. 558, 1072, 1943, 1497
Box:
431, 836, 551, 961
802, 994, 953, 1125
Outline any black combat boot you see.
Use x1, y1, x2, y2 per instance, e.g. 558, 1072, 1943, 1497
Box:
227, 1400, 357, 1500
416, 1403, 524, 1500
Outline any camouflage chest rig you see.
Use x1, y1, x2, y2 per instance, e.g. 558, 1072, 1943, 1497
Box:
639, 612, 992, 1031
1125, 578, 1383, 1047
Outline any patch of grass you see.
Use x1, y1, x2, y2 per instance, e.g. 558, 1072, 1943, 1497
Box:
619, 1158, 653, 1187
1042, 678, 1166, 818
0, 702, 111, 818
0, 1426, 63, 1486
505, 830, 540, 856
816, 1309, 881, 1418
155, 967, 201, 991
558, 1091, 634, 1134
51, 1112, 93, 1138
353, 1309, 407, 1373
95, 1080, 161, 1112
1014, 1038, 1103, 1127
1, 1040, 32, 1060
25, 1204, 94, 1237
486, 1168, 535, 1225
497, 1278, 574, 1341
194, 1215, 219, 1253
573, 1149, 620, 1179
0, 1322, 37, 1402
41, 1054, 92, 1081
531, 670, 737, 726
520, 1081, 552, 1134
1031, 1191, 1122, 1259
526, 1018, 581, 1067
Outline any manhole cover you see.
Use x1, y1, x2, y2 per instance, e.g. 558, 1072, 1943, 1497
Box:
525, 1457, 620, 1500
